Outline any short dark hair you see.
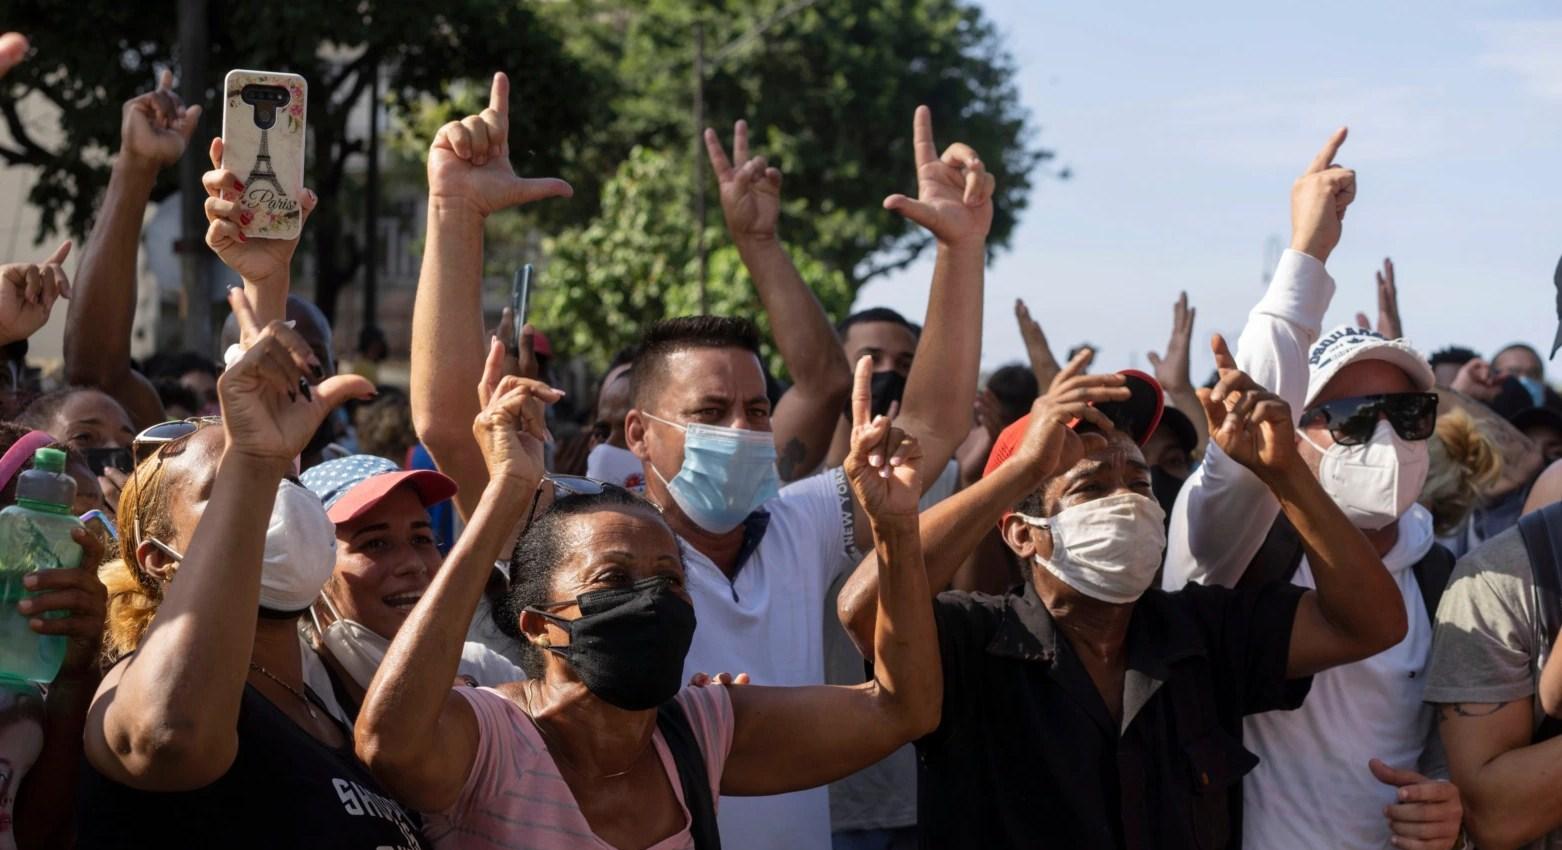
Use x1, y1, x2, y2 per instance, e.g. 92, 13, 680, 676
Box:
1429, 346, 1479, 369
18, 386, 101, 433
152, 379, 200, 416
146, 350, 220, 382
494, 487, 674, 677
987, 364, 1040, 426
1495, 343, 1543, 364
836, 307, 921, 341
631, 316, 763, 409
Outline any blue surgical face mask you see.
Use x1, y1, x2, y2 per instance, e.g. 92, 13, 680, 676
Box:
642, 413, 781, 533
1518, 375, 1548, 408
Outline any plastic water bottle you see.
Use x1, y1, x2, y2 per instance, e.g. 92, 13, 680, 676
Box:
0, 447, 84, 685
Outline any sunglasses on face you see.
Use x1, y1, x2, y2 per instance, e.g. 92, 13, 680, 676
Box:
1298, 392, 1438, 446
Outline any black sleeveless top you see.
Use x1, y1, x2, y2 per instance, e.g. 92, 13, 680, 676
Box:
77, 683, 428, 849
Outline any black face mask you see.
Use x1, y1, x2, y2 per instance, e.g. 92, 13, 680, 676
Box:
843, 370, 908, 420
1150, 466, 1186, 529
528, 576, 697, 711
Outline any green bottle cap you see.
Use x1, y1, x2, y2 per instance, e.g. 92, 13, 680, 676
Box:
32, 447, 65, 473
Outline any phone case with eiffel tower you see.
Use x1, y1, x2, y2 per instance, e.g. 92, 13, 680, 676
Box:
221, 70, 307, 241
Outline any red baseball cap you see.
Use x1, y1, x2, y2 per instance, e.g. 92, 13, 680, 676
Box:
983, 369, 1166, 480
300, 455, 459, 524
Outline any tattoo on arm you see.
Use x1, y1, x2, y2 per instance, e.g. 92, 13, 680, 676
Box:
1438, 701, 1512, 719
777, 438, 806, 481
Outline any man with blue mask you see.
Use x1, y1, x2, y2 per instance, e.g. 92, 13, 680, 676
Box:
1163, 128, 1467, 850
1493, 342, 1562, 411
624, 105, 993, 850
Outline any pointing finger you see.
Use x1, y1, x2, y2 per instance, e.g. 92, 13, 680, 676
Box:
733, 119, 750, 167
488, 71, 509, 117
1306, 126, 1348, 174
912, 105, 937, 168
227, 286, 261, 340
43, 239, 71, 266
851, 355, 873, 429
1210, 333, 1238, 372
703, 128, 733, 181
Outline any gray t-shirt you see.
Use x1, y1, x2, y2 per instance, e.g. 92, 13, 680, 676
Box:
1424, 526, 1561, 850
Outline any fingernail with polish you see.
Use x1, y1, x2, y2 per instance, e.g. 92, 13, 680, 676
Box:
298, 378, 313, 402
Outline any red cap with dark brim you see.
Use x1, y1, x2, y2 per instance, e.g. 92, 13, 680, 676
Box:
982, 370, 1166, 514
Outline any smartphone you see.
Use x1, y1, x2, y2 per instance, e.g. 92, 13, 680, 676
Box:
221, 69, 308, 240
511, 265, 533, 347
84, 447, 133, 477
80, 509, 118, 544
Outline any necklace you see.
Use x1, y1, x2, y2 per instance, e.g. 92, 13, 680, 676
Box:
249, 661, 319, 719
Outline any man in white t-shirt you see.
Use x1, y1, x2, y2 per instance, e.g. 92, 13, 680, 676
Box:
616, 109, 993, 850
1161, 129, 1465, 850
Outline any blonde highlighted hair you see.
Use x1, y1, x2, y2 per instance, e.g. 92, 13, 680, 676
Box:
1420, 409, 1504, 537
99, 451, 179, 663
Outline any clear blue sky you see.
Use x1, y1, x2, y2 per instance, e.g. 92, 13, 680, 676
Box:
855, 1, 1562, 384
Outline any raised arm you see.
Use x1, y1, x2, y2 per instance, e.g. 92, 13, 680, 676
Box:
720, 356, 938, 794
65, 71, 200, 428
1014, 299, 1062, 390
84, 288, 370, 791
1146, 292, 1209, 457
841, 106, 993, 551
705, 121, 851, 482
0, 243, 73, 346
199, 137, 317, 333
357, 342, 551, 811
409, 72, 571, 521
1194, 335, 1406, 677
839, 352, 1127, 653
1164, 128, 1355, 589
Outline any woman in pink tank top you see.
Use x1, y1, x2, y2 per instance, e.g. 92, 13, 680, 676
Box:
355, 353, 941, 849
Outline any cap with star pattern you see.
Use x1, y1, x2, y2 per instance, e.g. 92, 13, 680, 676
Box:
300, 454, 458, 524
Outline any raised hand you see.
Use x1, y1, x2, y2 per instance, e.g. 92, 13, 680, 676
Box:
1355, 258, 1403, 339
121, 69, 202, 172
17, 526, 107, 677
883, 106, 997, 247
218, 288, 372, 468
1015, 299, 1061, 389
203, 136, 316, 280
1368, 759, 1462, 850
844, 355, 923, 519
0, 240, 72, 345
1450, 357, 1501, 403
472, 337, 561, 487
427, 72, 573, 217
0, 32, 27, 79
1199, 334, 1300, 480
1146, 291, 1196, 394
1010, 349, 1130, 482
1289, 127, 1356, 263
490, 307, 541, 382
705, 120, 782, 245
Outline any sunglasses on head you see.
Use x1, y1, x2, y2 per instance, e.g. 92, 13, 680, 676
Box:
1298, 392, 1438, 446
132, 417, 222, 465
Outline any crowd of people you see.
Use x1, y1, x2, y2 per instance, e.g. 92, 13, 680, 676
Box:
3, 30, 1562, 850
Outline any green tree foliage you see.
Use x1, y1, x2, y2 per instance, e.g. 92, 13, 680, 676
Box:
537, 0, 1049, 281
537, 146, 851, 373
0, 0, 596, 323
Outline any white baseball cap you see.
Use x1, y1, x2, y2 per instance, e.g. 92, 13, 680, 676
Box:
1304, 325, 1435, 408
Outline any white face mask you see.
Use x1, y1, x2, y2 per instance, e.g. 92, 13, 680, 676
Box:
312, 593, 389, 690
1301, 419, 1429, 531
1018, 492, 1167, 604
259, 479, 339, 612
585, 442, 645, 490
